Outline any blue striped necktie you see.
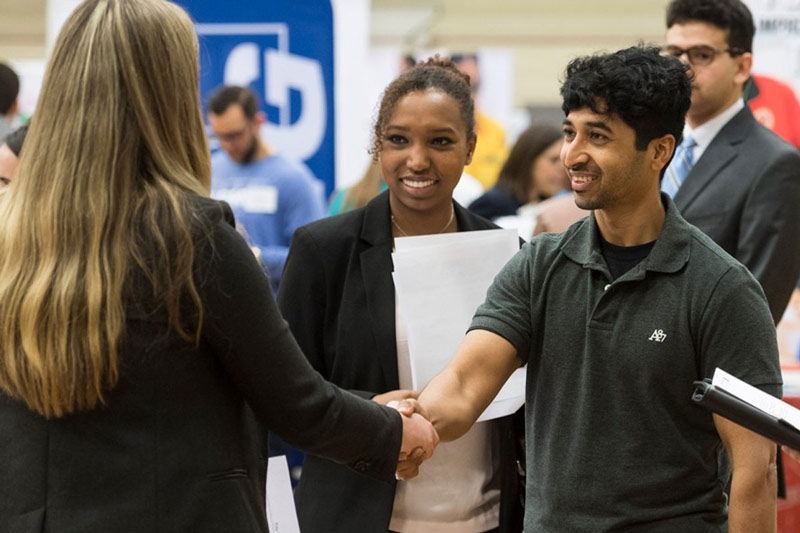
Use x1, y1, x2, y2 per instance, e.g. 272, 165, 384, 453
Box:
662, 135, 697, 198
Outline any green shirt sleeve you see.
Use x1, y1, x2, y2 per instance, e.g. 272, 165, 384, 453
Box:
698, 263, 783, 398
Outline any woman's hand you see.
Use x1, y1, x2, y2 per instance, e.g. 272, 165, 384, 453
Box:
372, 389, 419, 405
389, 400, 439, 480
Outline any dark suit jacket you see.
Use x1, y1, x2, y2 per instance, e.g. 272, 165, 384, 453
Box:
675, 106, 800, 324
278, 190, 524, 533
0, 197, 402, 533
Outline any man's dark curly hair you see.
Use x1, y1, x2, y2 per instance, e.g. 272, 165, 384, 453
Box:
667, 0, 755, 53
560, 45, 692, 151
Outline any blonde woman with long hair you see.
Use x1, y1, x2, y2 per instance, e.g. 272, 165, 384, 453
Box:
0, 1, 436, 531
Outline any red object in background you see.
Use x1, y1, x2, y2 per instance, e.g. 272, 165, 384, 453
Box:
779, 396, 800, 532
747, 74, 800, 149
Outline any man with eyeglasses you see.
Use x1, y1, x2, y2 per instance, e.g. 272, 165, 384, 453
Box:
207, 85, 324, 295
663, 0, 800, 327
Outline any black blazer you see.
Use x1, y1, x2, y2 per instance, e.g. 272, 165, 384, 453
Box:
278, 190, 524, 533
674, 106, 800, 323
0, 197, 402, 533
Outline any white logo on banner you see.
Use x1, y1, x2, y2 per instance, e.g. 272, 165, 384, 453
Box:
197, 23, 327, 161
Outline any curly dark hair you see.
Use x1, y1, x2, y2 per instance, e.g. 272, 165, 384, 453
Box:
666, 0, 755, 53
370, 55, 474, 157
560, 45, 692, 152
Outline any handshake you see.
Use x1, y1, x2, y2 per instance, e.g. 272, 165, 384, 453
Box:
373, 389, 439, 480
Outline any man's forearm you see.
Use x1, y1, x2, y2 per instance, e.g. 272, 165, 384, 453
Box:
418, 368, 486, 441
728, 465, 777, 533
417, 329, 521, 441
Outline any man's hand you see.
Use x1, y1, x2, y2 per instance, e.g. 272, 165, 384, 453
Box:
390, 400, 439, 480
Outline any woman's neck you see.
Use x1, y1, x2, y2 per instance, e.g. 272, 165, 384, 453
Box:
389, 198, 457, 237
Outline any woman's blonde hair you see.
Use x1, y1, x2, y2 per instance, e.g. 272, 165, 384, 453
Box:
341, 160, 383, 212
0, 0, 210, 418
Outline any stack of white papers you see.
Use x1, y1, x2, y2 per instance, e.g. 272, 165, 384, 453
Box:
392, 229, 525, 422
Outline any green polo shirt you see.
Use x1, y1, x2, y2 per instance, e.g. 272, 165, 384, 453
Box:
470, 194, 781, 533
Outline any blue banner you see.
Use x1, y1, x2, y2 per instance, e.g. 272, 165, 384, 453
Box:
176, 0, 335, 196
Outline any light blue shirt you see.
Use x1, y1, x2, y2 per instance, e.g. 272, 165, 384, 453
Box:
211, 151, 325, 293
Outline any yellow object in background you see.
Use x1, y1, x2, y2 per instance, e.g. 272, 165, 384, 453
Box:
465, 111, 508, 190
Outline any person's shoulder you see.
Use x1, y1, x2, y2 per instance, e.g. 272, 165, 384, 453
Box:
265, 154, 314, 179
480, 185, 512, 201
187, 194, 235, 228
684, 223, 766, 299
265, 154, 322, 194
295, 205, 367, 245
185, 195, 248, 271
458, 201, 501, 231
740, 108, 800, 156
682, 219, 749, 277
468, 186, 519, 219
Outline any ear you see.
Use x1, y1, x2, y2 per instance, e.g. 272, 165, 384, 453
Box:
465, 134, 477, 165
254, 110, 267, 127
733, 52, 753, 86
650, 133, 676, 175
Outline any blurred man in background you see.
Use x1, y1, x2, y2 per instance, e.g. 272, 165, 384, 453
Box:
207, 85, 324, 294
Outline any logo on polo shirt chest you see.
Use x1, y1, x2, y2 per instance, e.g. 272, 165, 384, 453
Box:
648, 329, 667, 342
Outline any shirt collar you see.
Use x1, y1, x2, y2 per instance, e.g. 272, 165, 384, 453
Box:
561, 193, 690, 275
684, 98, 744, 155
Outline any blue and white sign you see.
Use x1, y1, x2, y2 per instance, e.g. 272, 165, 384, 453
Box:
177, 1, 335, 195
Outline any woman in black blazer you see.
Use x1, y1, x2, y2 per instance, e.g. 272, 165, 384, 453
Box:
279, 57, 523, 533
0, 2, 436, 531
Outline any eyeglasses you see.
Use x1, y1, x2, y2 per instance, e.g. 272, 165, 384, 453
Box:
215, 127, 249, 143
661, 45, 745, 66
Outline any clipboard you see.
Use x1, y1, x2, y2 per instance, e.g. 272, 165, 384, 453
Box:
692, 379, 800, 450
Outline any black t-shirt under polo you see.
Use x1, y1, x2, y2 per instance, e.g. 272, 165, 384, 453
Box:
599, 232, 655, 280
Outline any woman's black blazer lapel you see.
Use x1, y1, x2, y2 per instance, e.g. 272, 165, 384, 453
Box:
358, 192, 400, 391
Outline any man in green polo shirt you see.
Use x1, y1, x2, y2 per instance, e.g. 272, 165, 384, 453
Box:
401, 46, 782, 532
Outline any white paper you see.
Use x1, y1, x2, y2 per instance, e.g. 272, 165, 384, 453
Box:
392, 229, 525, 421
265, 455, 301, 533
476, 367, 527, 422
712, 367, 800, 431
